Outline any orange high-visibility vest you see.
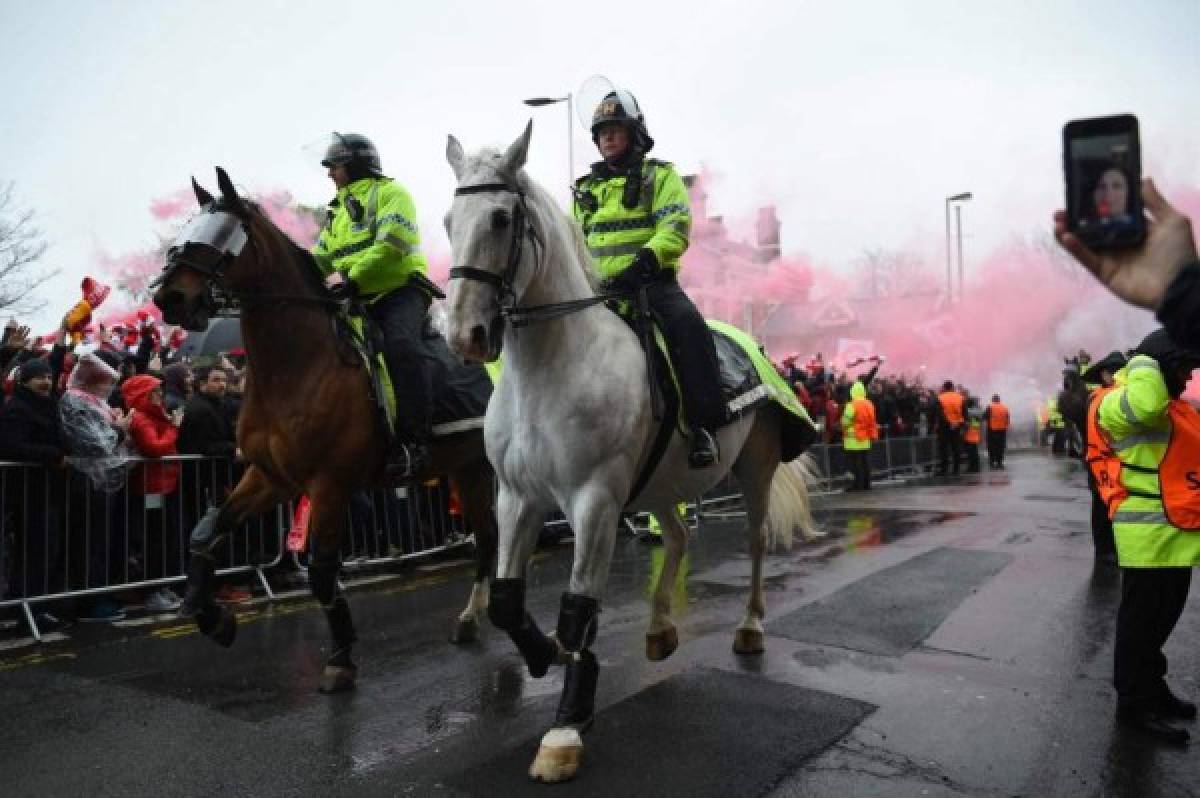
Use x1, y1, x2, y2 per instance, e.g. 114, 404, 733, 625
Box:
852, 398, 879, 441
964, 421, 981, 444
988, 401, 1010, 431
1158, 400, 1200, 529
938, 391, 964, 426
1085, 387, 1125, 515
1084, 387, 1200, 528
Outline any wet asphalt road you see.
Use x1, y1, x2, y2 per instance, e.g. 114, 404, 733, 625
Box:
3, 451, 1200, 797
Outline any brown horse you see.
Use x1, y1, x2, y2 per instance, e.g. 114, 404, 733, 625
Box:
153, 167, 497, 693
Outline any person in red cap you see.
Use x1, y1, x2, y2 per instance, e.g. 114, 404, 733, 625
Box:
122, 374, 184, 613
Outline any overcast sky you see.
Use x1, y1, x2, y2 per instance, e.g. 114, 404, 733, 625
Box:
3, 0, 1198, 329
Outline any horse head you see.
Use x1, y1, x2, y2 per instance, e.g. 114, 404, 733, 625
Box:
153, 167, 266, 331
443, 121, 536, 363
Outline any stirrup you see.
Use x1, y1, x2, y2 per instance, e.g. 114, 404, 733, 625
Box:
688, 428, 719, 469
386, 442, 431, 479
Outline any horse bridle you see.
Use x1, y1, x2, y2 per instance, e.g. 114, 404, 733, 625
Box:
447, 182, 627, 328
447, 182, 542, 316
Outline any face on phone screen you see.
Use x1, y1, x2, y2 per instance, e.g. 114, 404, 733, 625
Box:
1070, 132, 1139, 232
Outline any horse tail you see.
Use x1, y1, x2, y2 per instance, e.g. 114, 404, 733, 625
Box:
766, 452, 822, 550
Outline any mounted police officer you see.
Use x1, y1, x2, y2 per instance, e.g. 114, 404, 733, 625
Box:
573, 90, 724, 468
312, 133, 434, 477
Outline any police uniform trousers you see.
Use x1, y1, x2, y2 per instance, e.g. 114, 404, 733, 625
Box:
645, 274, 725, 432
367, 283, 433, 444
1114, 567, 1191, 708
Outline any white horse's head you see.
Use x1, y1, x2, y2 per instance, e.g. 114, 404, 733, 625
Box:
443, 121, 537, 363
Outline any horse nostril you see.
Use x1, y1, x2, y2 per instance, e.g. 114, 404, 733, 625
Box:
469, 324, 489, 353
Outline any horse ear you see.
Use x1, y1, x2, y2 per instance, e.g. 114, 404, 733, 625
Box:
192, 177, 215, 207
500, 119, 533, 176
214, 166, 246, 213
446, 134, 466, 180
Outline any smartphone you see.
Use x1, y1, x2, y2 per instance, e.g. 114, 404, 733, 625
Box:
1063, 114, 1145, 250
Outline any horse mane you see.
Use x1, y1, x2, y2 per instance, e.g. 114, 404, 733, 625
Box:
239, 199, 331, 300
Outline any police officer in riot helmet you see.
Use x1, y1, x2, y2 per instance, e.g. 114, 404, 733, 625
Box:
313, 133, 436, 477
574, 91, 724, 467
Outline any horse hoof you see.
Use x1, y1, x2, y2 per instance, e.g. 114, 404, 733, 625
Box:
733, 628, 764, 656
529, 728, 583, 783
450, 616, 479, 644
210, 608, 237, 648
645, 626, 678, 661
318, 664, 358, 694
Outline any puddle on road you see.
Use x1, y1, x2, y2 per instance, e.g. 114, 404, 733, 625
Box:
817, 510, 973, 553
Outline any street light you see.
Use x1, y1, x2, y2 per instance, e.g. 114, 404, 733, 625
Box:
944, 192, 972, 302
523, 93, 574, 196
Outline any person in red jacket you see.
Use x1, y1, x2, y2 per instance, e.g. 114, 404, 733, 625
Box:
122, 374, 184, 613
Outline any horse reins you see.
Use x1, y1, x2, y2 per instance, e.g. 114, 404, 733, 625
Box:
448, 182, 629, 329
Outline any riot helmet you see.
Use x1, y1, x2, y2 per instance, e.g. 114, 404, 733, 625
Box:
320, 132, 383, 179
590, 90, 654, 154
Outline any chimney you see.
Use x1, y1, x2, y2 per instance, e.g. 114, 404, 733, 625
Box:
755, 205, 781, 262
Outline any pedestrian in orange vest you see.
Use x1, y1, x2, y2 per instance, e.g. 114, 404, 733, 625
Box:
983, 394, 1011, 469
935, 380, 965, 476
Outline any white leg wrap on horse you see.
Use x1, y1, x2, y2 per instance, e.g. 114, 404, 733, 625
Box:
529, 727, 584, 783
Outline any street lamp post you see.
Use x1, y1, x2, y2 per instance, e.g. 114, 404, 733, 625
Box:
955, 203, 966, 302
523, 93, 574, 197
944, 192, 972, 303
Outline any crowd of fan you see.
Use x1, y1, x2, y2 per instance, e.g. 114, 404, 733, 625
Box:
0, 313, 249, 629
774, 352, 938, 441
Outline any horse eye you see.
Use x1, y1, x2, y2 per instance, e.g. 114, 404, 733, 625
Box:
491, 209, 510, 230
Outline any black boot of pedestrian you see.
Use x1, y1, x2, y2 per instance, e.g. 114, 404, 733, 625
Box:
1117, 704, 1191, 744
688, 428, 719, 469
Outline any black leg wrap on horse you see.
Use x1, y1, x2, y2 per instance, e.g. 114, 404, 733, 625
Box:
189, 505, 228, 554
310, 559, 357, 651
555, 592, 600, 651
554, 649, 599, 731
179, 553, 216, 618
490, 578, 558, 678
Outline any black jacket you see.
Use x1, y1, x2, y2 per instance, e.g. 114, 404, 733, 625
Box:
1157, 261, 1200, 352
178, 393, 236, 458
0, 384, 66, 465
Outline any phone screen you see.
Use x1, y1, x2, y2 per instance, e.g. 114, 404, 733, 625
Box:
1064, 115, 1144, 249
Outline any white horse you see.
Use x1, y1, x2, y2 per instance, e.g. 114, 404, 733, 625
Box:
443, 122, 819, 783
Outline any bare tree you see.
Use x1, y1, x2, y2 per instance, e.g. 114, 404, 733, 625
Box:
855, 248, 940, 298
0, 182, 57, 314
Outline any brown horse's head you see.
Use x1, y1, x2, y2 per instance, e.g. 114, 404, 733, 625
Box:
153, 168, 261, 331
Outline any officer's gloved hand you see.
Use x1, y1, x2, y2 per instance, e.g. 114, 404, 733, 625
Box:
630, 248, 660, 283
328, 276, 359, 302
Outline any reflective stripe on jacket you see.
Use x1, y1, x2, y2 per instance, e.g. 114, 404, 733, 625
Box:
312, 177, 428, 296
1096, 355, 1200, 567
573, 159, 691, 279
841, 382, 877, 451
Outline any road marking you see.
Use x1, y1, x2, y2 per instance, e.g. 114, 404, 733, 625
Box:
0, 650, 77, 671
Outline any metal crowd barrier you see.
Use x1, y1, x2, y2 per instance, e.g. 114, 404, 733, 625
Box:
694, 435, 942, 523
0, 455, 284, 641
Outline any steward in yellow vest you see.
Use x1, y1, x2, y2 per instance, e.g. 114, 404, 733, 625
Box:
1089, 328, 1200, 743
573, 89, 724, 469
841, 380, 877, 491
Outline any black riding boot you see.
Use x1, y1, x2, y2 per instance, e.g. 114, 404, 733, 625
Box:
368, 285, 434, 478
645, 276, 725, 470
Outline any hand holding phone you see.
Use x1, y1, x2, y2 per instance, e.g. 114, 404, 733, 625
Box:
1063, 114, 1145, 251
1054, 179, 1197, 310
